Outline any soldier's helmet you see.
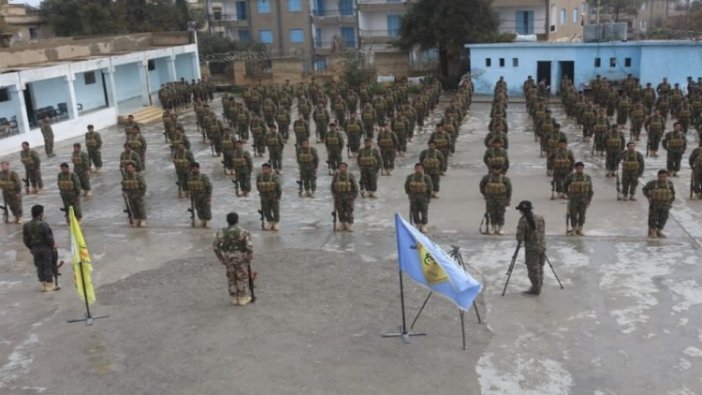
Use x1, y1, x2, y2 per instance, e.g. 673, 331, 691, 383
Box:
515, 201, 533, 212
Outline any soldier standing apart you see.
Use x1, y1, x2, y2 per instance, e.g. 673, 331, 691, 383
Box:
57, 162, 82, 222
479, 165, 512, 235
213, 212, 254, 306
187, 162, 213, 228
357, 138, 382, 198
265, 125, 284, 174
331, 162, 358, 231
71, 143, 91, 197
0, 161, 23, 223
122, 162, 147, 227
604, 125, 626, 177
40, 117, 55, 158
689, 140, 702, 199
296, 139, 319, 197
642, 170, 675, 238
662, 121, 687, 177
377, 124, 399, 176
325, 123, 345, 174
84, 125, 103, 174
617, 142, 645, 200
515, 200, 546, 295
419, 141, 446, 198
563, 162, 594, 235
20, 142, 42, 194
405, 163, 433, 233
256, 163, 282, 231
22, 205, 57, 291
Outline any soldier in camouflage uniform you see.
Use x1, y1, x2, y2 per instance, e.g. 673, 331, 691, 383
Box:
563, 162, 594, 235
604, 125, 626, 177
20, 142, 42, 194
325, 123, 345, 174
345, 111, 364, 157
515, 200, 546, 295
187, 162, 213, 228
331, 162, 359, 232
40, 117, 55, 158
391, 112, 410, 156
84, 125, 103, 173
120, 143, 143, 175
548, 140, 575, 199
122, 162, 147, 227
617, 142, 645, 201
357, 138, 382, 198
250, 114, 266, 157
628, 101, 646, 142
275, 107, 291, 142
419, 141, 446, 198
172, 142, 195, 198
126, 126, 147, 170
480, 165, 512, 235
377, 124, 399, 176
57, 162, 82, 222
313, 103, 330, 143
361, 103, 376, 139
22, 205, 56, 291
688, 140, 702, 199
293, 113, 310, 147
256, 163, 282, 231
221, 128, 236, 175
232, 140, 253, 197
484, 122, 509, 150
265, 125, 285, 174
71, 143, 91, 197
428, 125, 451, 174
483, 139, 509, 175
592, 108, 610, 154
0, 161, 23, 223
296, 139, 319, 197
644, 109, 665, 157
213, 212, 255, 306
405, 163, 433, 233
662, 121, 687, 177
642, 169, 675, 238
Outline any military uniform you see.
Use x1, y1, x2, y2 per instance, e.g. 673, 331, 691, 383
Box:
549, 148, 575, 196
85, 130, 103, 170
516, 214, 546, 293
293, 118, 310, 146
419, 148, 446, 196
276, 111, 291, 141
644, 114, 665, 156
187, 172, 213, 226
479, 173, 512, 234
40, 120, 55, 157
313, 106, 330, 142
357, 146, 382, 197
345, 117, 364, 155
563, 172, 593, 234
361, 104, 376, 138
642, 179, 675, 237
233, 148, 253, 196
22, 216, 56, 289
296, 146, 319, 196
689, 145, 702, 198
617, 149, 645, 200
213, 225, 254, 305
250, 118, 266, 157
405, 172, 433, 232
220, 132, 236, 174
604, 129, 626, 175
325, 128, 345, 173
662, 129, 687, 175
58, 171, 82, 220
483, 147, 510, 174
265, 131, 284, 172
20, 149, 42, 193
120, 149, 143, 174
256, 172, 282, 230
122, 170, 147, 225
71, 150, 91, 194
428, 130, 451, 173
331, 171, 359, 231
172, 148, 195, 196
629, 103, 646, 141
0, 169, 22, 221
126, 132, 147, 170
391, 115, 410, 154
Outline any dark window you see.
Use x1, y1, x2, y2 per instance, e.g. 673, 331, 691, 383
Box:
594, 57, 601, 67
499, 58, 505, 67
624, 57, 632, 67
513, 58, 519, 67
485, 58, 491, 67
84, 71, 96, 85
29, 27, 38, 40
610, 57, 616, 67
0, 88, 9, 102
236, 1, 247, 20
148, 60, 156, 71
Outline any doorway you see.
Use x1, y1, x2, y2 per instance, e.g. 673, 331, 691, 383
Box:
558, 61, 574, 92
537, 61, 551, 90
23, 87, 35, 127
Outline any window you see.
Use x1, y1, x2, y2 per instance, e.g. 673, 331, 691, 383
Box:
0, 88, 9, 102
314, 58, 327, 71
213, 6, 223, 20
315, 27, 322, 48
340, 27, 355, 48
313, 0, 325, 16
387, 15, 401, 37
29, 27, 38, 40
236, 1, 248, 20
84, 71, 96, 85
610, 57, 616, 67
515, 10, 534, 35
257, 0, 270, 13
594, 57, 601, 67
259, 29, 273, 44
148, 59, 155, 71
485, 58, 491, 67
339, 0, 353, 15
513, 58, 519, 67
499, 58, 505, 67
560, 9, 566, 24
239, 29, 251, 42
288, 0, 302, 12
289, 29, 304, 43
573, 8, 578, 23
624, 57, 632, 67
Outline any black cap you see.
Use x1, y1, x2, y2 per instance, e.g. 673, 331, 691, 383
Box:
516, 201, 532, 211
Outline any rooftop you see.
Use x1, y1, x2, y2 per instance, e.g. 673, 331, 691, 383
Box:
465, 39, 702, 49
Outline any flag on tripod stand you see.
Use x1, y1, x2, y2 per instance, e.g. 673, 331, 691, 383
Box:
395, 213, 481, 311
69, 207, 95, 305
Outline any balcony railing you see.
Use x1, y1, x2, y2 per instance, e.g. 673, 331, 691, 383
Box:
312, 8, 357, 17
314, 39, 358, 50
358, 0, 405, 4
209, 13, 246, 22
359, 29, 399, 38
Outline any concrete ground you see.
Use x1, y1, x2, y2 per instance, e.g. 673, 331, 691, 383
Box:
1, 93, 701, 395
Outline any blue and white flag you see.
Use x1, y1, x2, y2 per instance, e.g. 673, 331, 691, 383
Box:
395, 213, 482, 311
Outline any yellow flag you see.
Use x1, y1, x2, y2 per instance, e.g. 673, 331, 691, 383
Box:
69, 207, 96, 304
417, 242, 448, 285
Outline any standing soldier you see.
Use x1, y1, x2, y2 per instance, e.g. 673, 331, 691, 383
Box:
84, 125, 103, 174
325, 123, 345, 174
22, 205, 56, 291
373, 95, 387, 126
333, 95, 348, 126
57, 162, 82, 222
604, 125, 626, 177
235, 103, 251, 141
563, 162, 594, 235
549, 140, 575, 199
483, 139, 510, 175
617, 142, 645, 201
642, 170, 675, 238
344, 111, 364, 157
293, 113, 310, 146
71, 143, 91, 197
515, 200, 546, 295
296, 139, 319, 197
120, 143, 143, 175
361, 103, 376, 139
643, 82, 656, 114
172, 142, 195, 198
275, 106, 291, 142
232, 140, 253, 197
40, 116, 55, 158
629, 101, 646, 141
616, 92, 631, 126
313, 102, 330, 143
213, 212, 255, 306
298, 96, 312, 123
593, 108, 610, 154
419, 141, 446, 198
121, 162, 147, 227
485, 122, 509, 150
206, 113, 224, 157
405, 163, 433, 233
20, 142, 42, 194
331, 162, 358, 231
250, 114, 266, 157
391, 112, 410, 156
357, 138, 382, 198
688, 140, 702, 199
187, 163, 213, 228
126, 126, 147, 170
662, 121, 687, 177
377, 124, 399, 176
221, 128, 237, 175
261, 97, 277, 126
479, 165, 512, 235
429, 125, 451, 174
644, 109, 665, 157
256, 163, 282, 231
265, 125, 284, 174
0, 161, 23, 223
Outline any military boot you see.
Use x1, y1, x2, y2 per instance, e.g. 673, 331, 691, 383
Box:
488, 225, 495, 235
522, 287, 540, 296
496, 226, 504, 235
31, 187, 38, 194
629, 195, 637, 201
231, 297, 240, 306
201, 220, 209, 228
648, 228, 657, 238
622, 194, 628, 201
14, 216, 22, 224
272, 222, 279, 231
656, 229, 667, 238
345, 223, 353, 232
138, 220, 146, 227
575, 226, 583, 236
39, 282, 47, 292
238, 295, 252, 306
44, 282, 56, 292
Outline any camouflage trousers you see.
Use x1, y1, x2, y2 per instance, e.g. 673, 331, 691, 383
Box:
60, 192, 82, 220
359, 168, 378, 192
693, 168, 702, 194
429, 173, 440, 192
327, 149, 342, 172
380, 148, 396, 170
569, 198, 589, 227
621, 172, 639, 196
409, 198, 429, 225
2, 189, 22, 217
605, 151, 619, 171
224, 256, 250, 297
667, 151, 683, 173
552, 170, 569, 193
260, 196, 279, 223
362, 121, 374, 139
31, 246, 53, 283
237, 124, 249, 141
300, 166, 316, 192
268, 147, 283, 171
485, 198, 507, 227
253, 134, 266, 155
192, 193, 212, 220
648, 132, 662, 151
235, 170, 251, 193
315, 123, 327, 141
126, 193, 146, 220
42, 133, 54, 156
648, 204, 670, 230
279, 123, 290, 141
25, 167, 43, 190
525, 248, 545, 290
630, 118, 644, 139
347, 133, 362, 153
334, 196, 355, 224
76, 169, 91, 191
88, 149, 102, 169
222, 150, 234, 171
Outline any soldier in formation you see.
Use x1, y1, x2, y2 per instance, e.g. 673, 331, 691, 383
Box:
563, 162, 594, 236
479, 165, 512, 235
122, 162, 147, 227
617, 142, 645, 201
187, 162, 213, 228
405, 163, 433, 233
256, 163, 282, 231
85, 125, 103, 174
642, 170, 675, 238
22, 205, 57, 292
57, 162, 82, 222
331, 162, 358, 232
0, 161, 23, 223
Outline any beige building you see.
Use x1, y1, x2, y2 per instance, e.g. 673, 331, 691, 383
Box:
493, 0, 586, 41
0, 0, 52, 47
632, 0, 686, 34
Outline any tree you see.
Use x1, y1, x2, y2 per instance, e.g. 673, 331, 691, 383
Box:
397, 0, 499, 77
590, 0, 643, 22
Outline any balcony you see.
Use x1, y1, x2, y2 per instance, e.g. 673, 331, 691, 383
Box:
359, 29, 399, 44
314, 39, 358, 55
311, 8, 357, 25
357, 0, 406, 12
209, 13, 249, 28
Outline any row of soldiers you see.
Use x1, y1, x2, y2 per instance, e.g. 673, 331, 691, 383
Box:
157, 78, 215, 110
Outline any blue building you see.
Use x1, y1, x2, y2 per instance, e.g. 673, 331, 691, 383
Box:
0, 33, 200, 157
465, 40, 702, 96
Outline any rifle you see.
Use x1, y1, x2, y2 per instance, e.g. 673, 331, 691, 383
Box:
232, 179, 240, 197
188, 193, 195, 227
22, 177, 29, 195
691, 168, 696, 200
332, 205, 337, 232
501, 241, 522, 296
0, 195, 8, 224
247, 264, 256, 303
359, 176, 365, 198
326, 159, 332, 176
51, 248, 63, 290
257, 208, 265, 230
550, 180, 556, 200
646, 139, 651, 157
616, 170, 622, 201
297, 179, 303, 197
122, 192, 134, 226
479, 211, 490, 234
566, 199, 572, 235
